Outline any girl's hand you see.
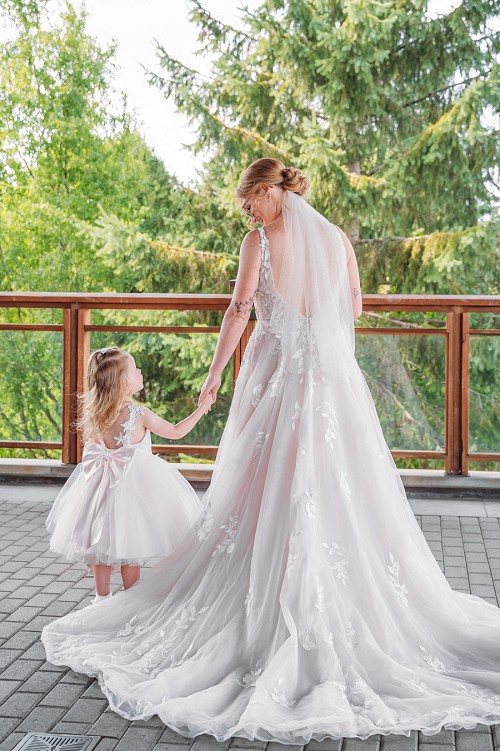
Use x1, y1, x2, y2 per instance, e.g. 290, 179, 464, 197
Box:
200, 393, 214, 415
198, 372, 221, 406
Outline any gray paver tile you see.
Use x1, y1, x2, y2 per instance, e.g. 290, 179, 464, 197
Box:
9, 704, 66, 733
90, 710, 131, 738
159, 726, 194, 744
40, 681, 87, 708
18, 640, 46, 660
0, 622, 22, 640
38, 660, 69, 673
0, 717, 21, 744
5, 606, 44, 623
59, 669, 93, 685
1, 630, 40, 651
62, 697, 109, 724
0, 679, 22, 703
50, 721, 93, 734
0, 649, 23, 669
0, 690, 43, 717
1, 659, 44, 681
0, 731, 27, 751
83, 681, 106, 699
41, 600, 79, 617
23, 615, 59, 632
418, 729, 455, 744
18, 669, 62, 693
381, 732, 418, 749
456, 730, 493, 750
344, 739, 381, 750
113, 727, 165, 751
227, 741, 267, 749
25, 593, 59, 607
94, 740, 119, 751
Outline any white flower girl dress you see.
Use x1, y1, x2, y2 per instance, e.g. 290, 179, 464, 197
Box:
46, 404, 203, 567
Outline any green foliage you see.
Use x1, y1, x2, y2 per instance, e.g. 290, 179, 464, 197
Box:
0, 0, 497, 471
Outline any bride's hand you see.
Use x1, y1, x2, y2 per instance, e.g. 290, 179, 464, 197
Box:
198, 373, 221, 406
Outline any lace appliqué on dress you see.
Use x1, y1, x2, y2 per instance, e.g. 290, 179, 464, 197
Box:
212, 513, 238, 557
114, 404, 145, 448
388, 552, 409, 607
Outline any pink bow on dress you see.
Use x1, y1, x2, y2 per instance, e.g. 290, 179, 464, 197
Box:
82, 441, 135, 488
72, 441, 136, 549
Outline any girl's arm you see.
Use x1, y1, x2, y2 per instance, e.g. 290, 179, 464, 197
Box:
336, 226, 363, 320
141, 394, 214, 441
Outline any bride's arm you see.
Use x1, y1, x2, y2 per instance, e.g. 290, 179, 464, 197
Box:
198, 229, 261, 404
336, 226, 363, 320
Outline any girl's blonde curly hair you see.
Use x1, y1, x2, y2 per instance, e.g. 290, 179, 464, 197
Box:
75, 347, 131, 443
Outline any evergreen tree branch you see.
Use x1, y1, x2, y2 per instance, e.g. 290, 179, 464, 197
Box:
146, 237, 239, 261
402, 70, 492, 109
188, 0, 253, 44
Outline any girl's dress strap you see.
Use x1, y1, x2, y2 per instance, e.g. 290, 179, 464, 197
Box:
114, 404, 145, 448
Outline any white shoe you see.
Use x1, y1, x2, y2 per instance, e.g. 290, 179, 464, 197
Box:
93, 592, 113, 605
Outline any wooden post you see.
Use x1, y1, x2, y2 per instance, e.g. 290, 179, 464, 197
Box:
461, 313, 470, 476
75, 307, 91, 464
62, 305, 79, 464
445, 308, 467, 475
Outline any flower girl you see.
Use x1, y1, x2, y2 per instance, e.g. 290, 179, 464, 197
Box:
46, 346, 214, 603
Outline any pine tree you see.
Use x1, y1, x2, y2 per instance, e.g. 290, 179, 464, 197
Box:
150, 0, 499, 241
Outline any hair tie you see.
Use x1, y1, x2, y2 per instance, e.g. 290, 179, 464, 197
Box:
95, 347, 112, 362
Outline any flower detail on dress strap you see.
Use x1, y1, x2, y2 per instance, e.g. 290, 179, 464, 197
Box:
114, 404, 145, 448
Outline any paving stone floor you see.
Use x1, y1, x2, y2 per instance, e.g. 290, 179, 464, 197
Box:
1, 484, 500, 751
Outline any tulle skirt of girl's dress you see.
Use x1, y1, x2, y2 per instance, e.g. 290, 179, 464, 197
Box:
46, 440, 204, 567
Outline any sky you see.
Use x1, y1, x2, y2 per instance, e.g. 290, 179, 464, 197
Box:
80, 0, 262, 185
78, 0, 461, 185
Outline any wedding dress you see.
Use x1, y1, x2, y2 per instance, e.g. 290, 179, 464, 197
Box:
42, 192, 500, 744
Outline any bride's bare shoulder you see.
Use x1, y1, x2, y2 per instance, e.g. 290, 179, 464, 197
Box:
239, 228, 261, 254
332, 223, 354, 259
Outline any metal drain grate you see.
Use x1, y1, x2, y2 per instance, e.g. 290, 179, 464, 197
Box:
12, 733, 99, 751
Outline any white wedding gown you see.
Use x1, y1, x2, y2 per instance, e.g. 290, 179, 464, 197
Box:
42, 223, 500, 744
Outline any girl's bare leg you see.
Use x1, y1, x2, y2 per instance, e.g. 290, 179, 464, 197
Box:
121, 564, 140, 590
93, 563, 112, 596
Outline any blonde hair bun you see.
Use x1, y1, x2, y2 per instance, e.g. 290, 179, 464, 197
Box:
236, 158, 311, 201
281, 166, 310, 196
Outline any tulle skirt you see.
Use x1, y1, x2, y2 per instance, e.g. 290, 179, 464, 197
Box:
46, 448, 203, 566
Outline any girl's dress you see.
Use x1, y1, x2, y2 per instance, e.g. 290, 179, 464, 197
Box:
46, 404, 203, 567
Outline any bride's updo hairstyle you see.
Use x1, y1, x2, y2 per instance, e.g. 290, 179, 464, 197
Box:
236, 158, 311, 203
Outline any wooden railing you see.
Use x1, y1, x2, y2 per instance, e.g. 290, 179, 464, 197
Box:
0, 292, 498, 475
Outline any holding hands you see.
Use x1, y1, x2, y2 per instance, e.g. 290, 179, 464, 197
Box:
199, 391, 216, 414
198, 372, 222, 407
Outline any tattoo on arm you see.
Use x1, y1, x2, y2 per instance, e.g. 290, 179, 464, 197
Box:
353, 287, 360, 298
233, 290, 257, 317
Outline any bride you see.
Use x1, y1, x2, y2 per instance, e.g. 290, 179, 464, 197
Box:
42, 158, 500, 744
